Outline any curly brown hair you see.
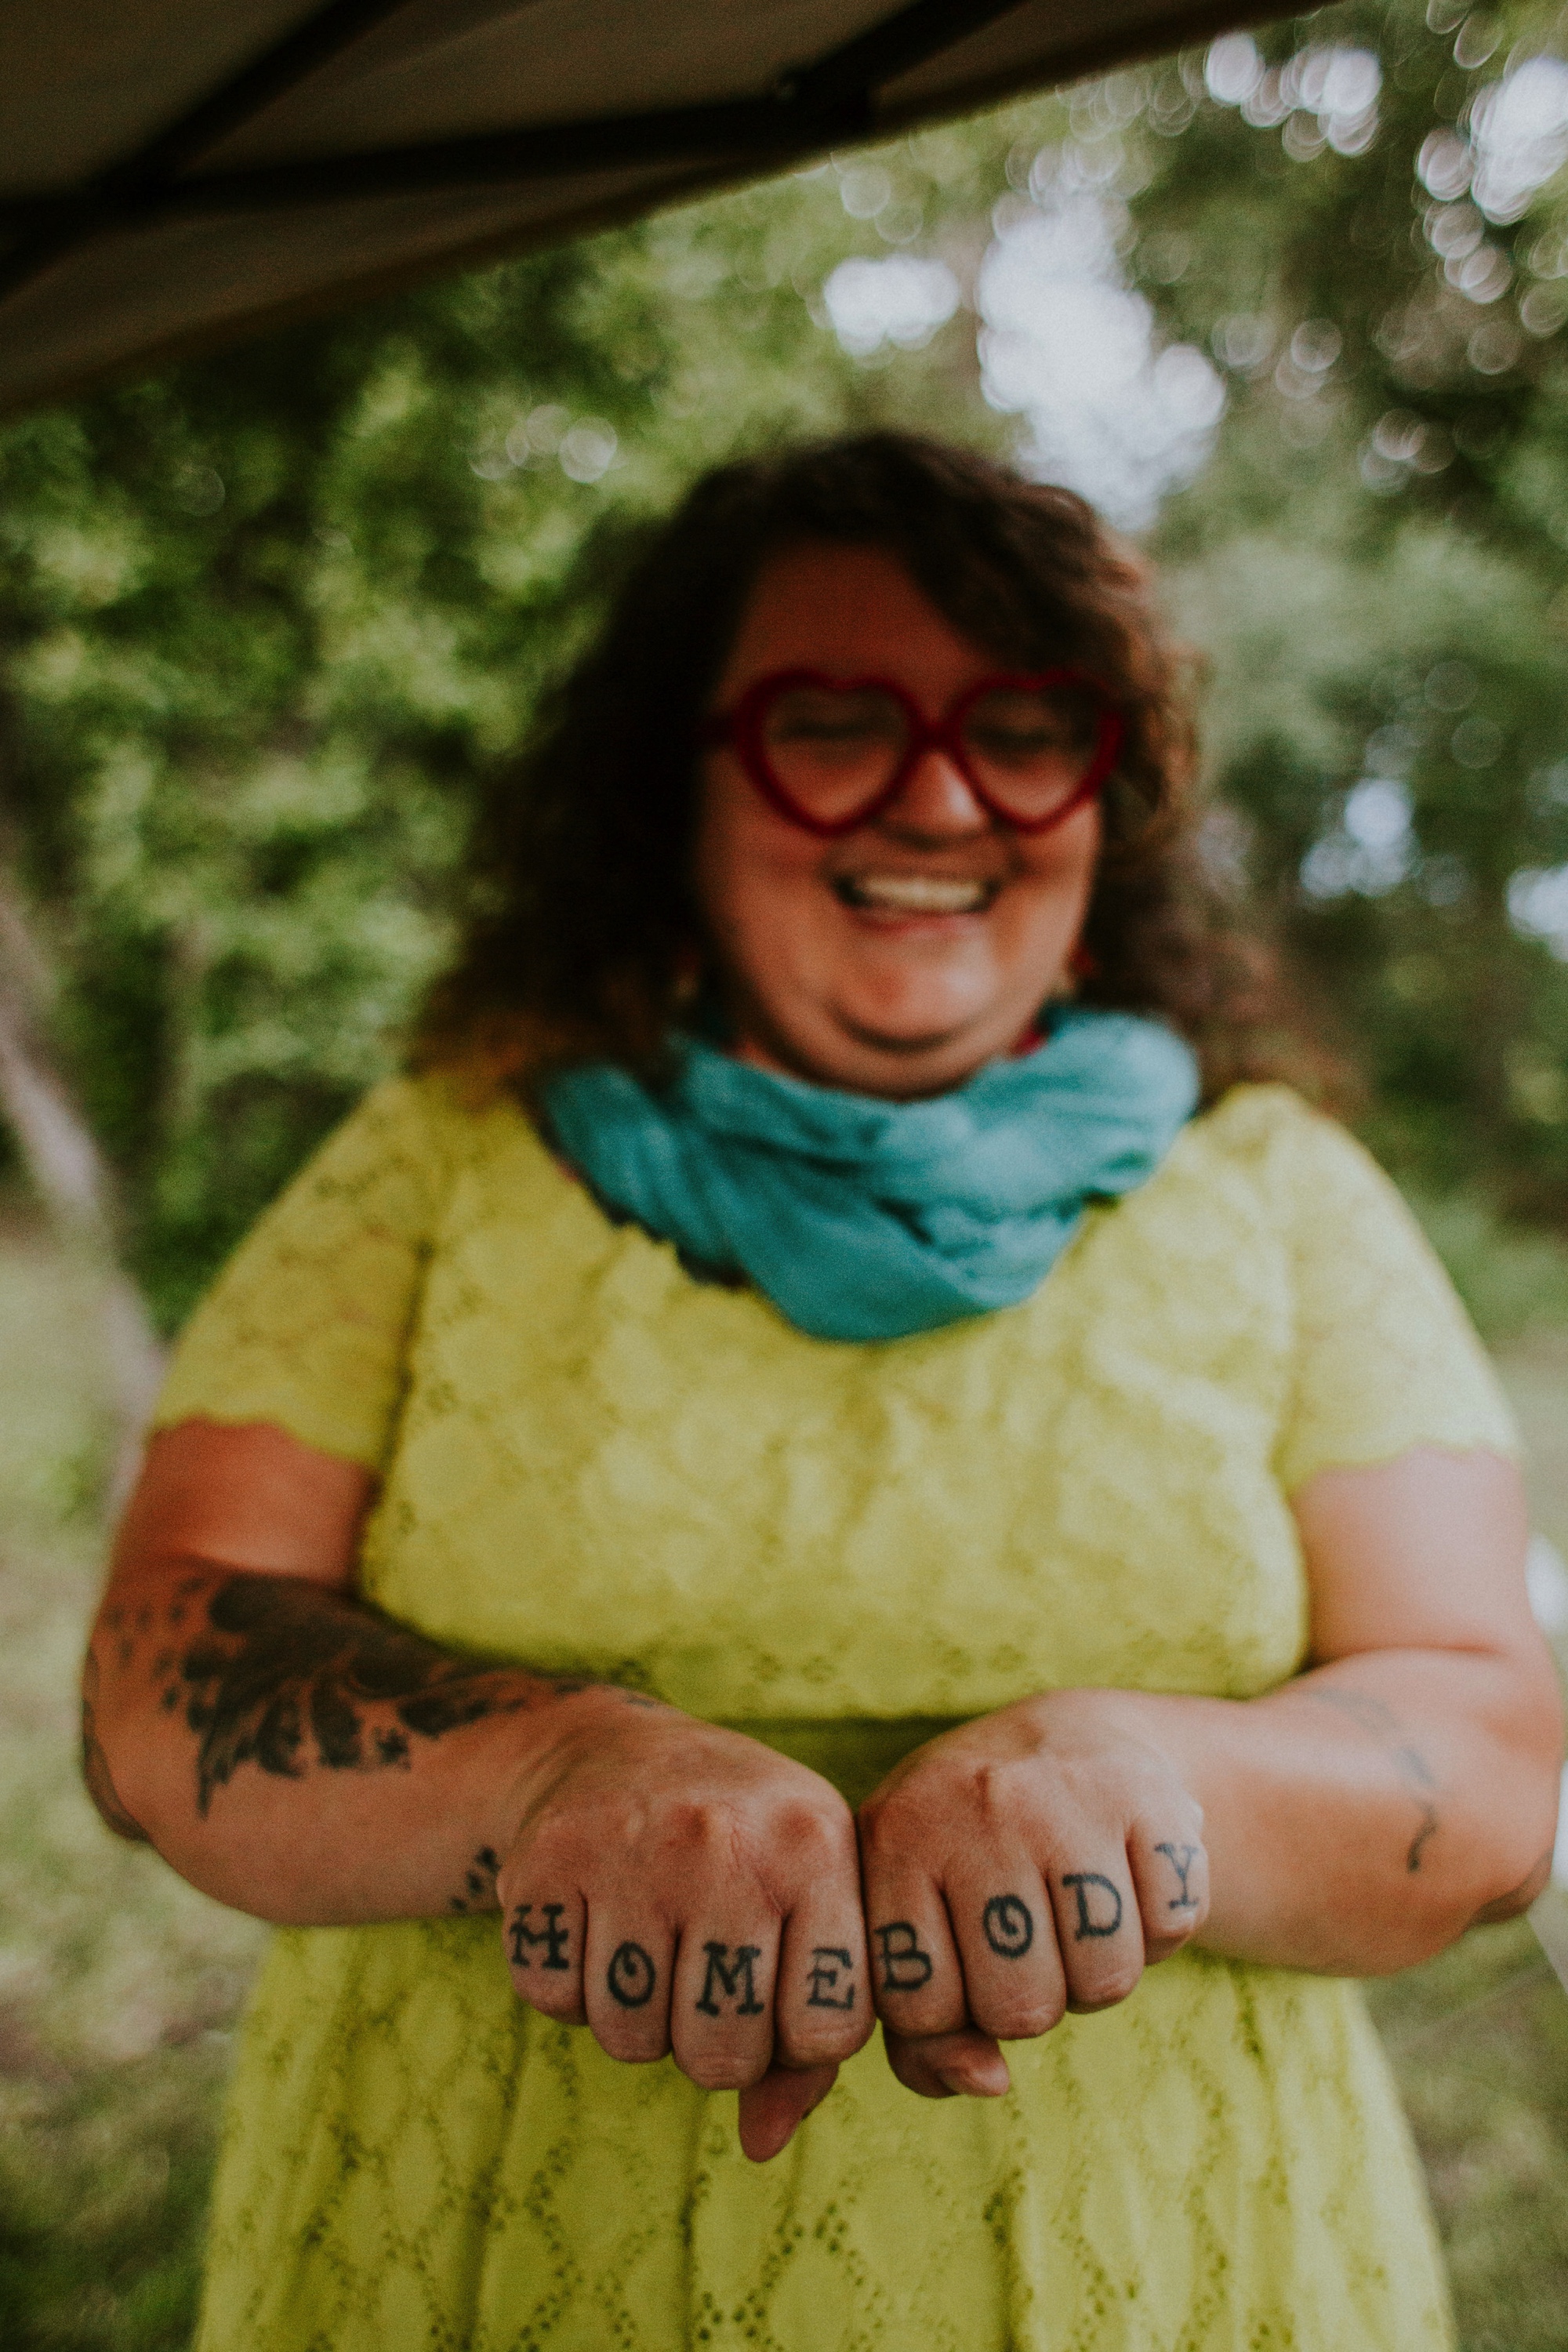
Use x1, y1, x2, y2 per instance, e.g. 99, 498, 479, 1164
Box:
415, 430, 1334, 1107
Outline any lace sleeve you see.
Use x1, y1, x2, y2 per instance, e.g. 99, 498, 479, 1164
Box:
1237, 1091, 1519, 1493
151, 1077, 460, 1471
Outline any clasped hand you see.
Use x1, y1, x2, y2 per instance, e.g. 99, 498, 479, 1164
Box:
495, 1690, 1208, 2163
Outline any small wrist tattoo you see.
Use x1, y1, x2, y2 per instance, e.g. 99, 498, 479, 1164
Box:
450, 1846, 502, 1915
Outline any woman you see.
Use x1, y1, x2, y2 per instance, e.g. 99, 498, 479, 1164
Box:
85, 433, 1560, 2350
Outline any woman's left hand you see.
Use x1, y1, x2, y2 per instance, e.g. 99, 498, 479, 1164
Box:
855, 1692, 1209, 2100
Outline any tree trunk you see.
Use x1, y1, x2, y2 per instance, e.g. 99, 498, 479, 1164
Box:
0, 869, 165, 1499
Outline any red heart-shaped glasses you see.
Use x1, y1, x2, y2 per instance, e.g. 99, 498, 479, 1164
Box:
702, 668, 1123, 839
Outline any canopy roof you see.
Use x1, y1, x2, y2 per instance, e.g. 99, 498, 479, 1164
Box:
1, 0, 1286, 415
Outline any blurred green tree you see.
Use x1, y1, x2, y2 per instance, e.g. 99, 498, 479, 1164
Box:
1123, 0, 1568, 1210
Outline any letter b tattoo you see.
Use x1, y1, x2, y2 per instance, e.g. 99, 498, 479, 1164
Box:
873, 1921, 934, 1992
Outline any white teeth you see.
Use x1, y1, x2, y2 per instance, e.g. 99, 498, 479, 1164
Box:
845, 874, 990, 913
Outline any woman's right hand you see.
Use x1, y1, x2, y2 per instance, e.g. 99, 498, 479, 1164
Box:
495, 1687, 872, 2161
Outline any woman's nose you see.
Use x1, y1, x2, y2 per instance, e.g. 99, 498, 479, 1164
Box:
878, 746, 990, 837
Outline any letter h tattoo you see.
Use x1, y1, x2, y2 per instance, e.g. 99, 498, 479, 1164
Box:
508, 1904, 571, 1970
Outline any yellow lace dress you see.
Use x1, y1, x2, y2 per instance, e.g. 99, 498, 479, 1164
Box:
153, 1074, 1517, 2352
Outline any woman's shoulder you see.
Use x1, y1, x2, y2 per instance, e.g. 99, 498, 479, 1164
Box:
1151, 1082, 1446, 1294
343, 1066, 527, 1149
1187, 1080, 1352, 1160
1175, 1083, 1393, 1224
313, 1068, 547, 1193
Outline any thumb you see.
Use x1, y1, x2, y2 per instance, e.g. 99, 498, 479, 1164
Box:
737, 2060, 840, 2164
882, 2026, 1011, 2100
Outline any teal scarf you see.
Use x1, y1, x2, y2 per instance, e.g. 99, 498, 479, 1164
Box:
543, 1008, 1199, 1345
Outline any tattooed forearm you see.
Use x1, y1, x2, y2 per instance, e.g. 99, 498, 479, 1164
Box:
1301, 1685, 1441, 1872
159, 1573, 546, 1815
107, 1570, 636, 1818
80, 1651, 150, 1843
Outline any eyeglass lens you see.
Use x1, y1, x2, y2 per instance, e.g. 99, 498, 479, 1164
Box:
759, 681, 1102, 826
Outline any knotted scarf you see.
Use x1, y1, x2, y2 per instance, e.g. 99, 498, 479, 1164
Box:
543, 1007, 1199, 1344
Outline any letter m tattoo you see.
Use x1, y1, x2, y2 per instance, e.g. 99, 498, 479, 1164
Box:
695, 1942, 764, 2016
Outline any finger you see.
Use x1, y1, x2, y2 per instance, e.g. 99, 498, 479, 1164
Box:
882, 2027, 1011, 2100
501, 1888, 586, 2024
582, 1912, 674, 2062
946, 1871, 1066, 2042
670, 1924, 779, 2091
858, 1881, 967, 2038
1131, 1824, 1210, 1962
774, 1904, 873, 2070
1047, 1860, 1144, 2013
737, 2060, 839, 2163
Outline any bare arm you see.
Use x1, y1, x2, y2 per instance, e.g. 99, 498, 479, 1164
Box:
858, 1448, 1564, 2097
1139, 1446, 1562, 1967
85, 1419, 871, 2160
85, 1419, 602, 1921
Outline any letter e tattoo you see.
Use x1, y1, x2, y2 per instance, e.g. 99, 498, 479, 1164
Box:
805, 1947, 855, 2009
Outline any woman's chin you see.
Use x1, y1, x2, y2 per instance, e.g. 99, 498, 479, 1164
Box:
761, 1003, 1021, 1097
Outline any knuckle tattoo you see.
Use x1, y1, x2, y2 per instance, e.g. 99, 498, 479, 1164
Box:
1060, 1872, 1124, 1940
694, 1942, 765, 2016
804, 1946, 856, 2009
982, 1893, 1035, 1958
1153, 1841, 1203, 1911
508, 1903, 572, 1971
606, 1940, 658, 2007
871, 1920, 935, 1992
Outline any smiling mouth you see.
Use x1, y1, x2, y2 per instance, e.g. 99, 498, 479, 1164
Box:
833, 873, 1000, 915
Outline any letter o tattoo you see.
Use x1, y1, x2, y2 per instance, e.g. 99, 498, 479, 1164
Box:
982, 1893, 1035, 1960
607, 1940, 657, 2008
